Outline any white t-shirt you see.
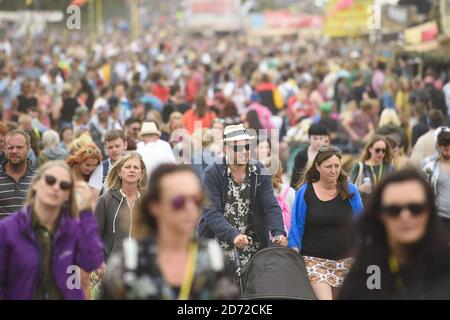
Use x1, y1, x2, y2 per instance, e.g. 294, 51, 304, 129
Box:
89, 158, 112, 192
137, 140, 176, 176
443, 83, 450, 116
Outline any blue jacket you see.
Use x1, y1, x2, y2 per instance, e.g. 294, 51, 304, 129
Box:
197, 158, 286, 248
288, 182, 363, 252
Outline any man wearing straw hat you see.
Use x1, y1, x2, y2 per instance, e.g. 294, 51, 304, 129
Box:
198, 123, 287, 265
136, 121, 175, 176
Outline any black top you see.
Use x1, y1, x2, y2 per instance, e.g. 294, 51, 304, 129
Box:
411, 116, 428, 147
60, 97, 78, 122
290, 146, 309, 190
17, 95, 38, 114
301, 184, 353, 260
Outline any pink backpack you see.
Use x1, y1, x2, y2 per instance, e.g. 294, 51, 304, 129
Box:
276, 186, 291, 235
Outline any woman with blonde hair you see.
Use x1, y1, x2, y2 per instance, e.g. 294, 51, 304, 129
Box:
69, 131, 94, 154
271, 157, 296, 234
0, 160, 103, 299
161, 111, 185, 146
350, 135, 394, 200
376, 108, 409, 153
38, 130, 68, 167
66, 144, 102, 182
94, 152, 148, 261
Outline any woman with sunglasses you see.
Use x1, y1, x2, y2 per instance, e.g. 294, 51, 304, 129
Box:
350, 135, 394, 201
66, 144, 103, 182
94, 152, 148, 261
339, 169, 450, 299
101, 164, 237, 299
289, 146, 363, 300
0, 161, 103, 299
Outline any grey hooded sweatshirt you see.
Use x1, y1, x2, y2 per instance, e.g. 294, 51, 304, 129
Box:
94, 189, 134, 261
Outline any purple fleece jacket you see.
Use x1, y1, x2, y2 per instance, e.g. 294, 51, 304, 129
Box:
0, 206, 104, 300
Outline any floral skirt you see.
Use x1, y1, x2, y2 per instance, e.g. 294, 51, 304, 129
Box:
303, 256, 353, 288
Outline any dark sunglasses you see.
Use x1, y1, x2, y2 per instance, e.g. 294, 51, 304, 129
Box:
170, 194, 204, 211
374, 148, 386, 154
232, 144, 250, 152
44, 175, 73, 191
382, 203, 427, 218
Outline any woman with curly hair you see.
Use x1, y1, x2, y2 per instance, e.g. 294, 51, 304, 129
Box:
66, 144, 102, 182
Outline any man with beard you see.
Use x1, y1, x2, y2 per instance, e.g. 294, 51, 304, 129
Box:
198, 124, 287, 266
0, 130, 37, 220
424, 129, 450, 236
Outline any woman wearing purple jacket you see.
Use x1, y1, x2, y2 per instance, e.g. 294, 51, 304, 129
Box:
0, 160, 103, 300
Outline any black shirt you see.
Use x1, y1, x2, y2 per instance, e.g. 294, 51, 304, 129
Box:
290, 146, 309, 190
301, 184, 353, 260
60, 97, 78, 122
17, 94, 38, 114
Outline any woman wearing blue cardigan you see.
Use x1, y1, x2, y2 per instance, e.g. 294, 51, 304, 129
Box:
288, 146, 363, 300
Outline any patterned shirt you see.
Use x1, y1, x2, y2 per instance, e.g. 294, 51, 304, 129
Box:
0, 161, 37, 219
218, 164, 261, 266
100, 237, 238, 300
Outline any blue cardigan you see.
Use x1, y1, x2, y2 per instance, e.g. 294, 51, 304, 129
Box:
288, 182, 363, 252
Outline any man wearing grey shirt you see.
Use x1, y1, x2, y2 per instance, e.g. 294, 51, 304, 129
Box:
423, 129, 450, 236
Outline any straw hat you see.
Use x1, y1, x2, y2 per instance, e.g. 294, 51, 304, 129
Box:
140, 122, 161, 137
223, 124, 254, 142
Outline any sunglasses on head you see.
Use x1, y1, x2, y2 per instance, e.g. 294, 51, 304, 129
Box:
318, 145, 342, 155
170, 194, 204, 211
382, 203, 427, 218
85, 148, 101, 156
232, 144, 250, 153
374, 148, 386, 154
44, 175, 72, 191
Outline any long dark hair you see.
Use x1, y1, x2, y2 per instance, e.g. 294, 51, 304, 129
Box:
301, 147, 353, 200
220, 100, 238, 118
133, 164, 202, 240
340, 169, 450, 298
194, 95, 207, 118
245, 109, 263, 131
78, 78, 95, 110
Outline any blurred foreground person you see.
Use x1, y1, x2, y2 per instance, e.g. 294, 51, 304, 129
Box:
0, 161, 103, 299
101, 164, 237, 299
339, 170, 450, 299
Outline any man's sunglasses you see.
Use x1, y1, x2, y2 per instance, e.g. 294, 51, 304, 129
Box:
232, 144, 250, 153
382, 203, 427, 218
44, 175, 73, 191
170, 194, 204, 211
374, 148, 386, 154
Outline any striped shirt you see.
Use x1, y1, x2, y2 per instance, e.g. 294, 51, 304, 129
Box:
0, 161, 37, 219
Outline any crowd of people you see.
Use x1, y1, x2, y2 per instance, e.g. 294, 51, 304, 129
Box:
0, 21, 450, 300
